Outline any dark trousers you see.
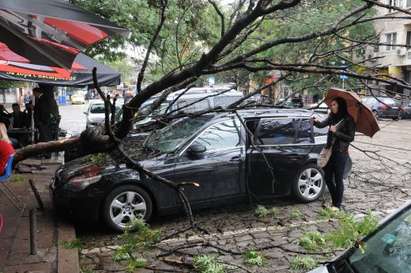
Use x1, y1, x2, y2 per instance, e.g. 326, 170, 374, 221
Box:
324, 150, 348, 208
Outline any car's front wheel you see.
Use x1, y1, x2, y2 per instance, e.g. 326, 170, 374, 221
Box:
103, 185, 153, 232
292, 164, 325, 203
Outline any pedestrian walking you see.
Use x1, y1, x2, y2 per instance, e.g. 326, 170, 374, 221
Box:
312, 97, 355, 210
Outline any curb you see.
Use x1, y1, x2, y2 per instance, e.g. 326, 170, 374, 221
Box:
57, 221, 80, 273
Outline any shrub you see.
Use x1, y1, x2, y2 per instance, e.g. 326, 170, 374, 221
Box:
290, 256, 317, 271
243, 250, 264, 267
193, 255, 226, 273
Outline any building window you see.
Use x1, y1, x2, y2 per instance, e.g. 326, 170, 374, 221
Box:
385, 32, 397, 51
407, 31, 411, 48
388, 0, 404, 7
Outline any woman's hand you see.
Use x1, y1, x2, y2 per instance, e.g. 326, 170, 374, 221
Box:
311, 117, 319, 124
330, 125, 337, 133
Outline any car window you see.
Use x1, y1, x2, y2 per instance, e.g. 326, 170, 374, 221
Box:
255, 118, 319, 145
175, 99, 210, 113
194, 119, 241, 151
90, 104, 121, 114
295, 119, 314, 144
213, 96, 243, 108
145, 116, 212, 153
348, 205, 411, 273
89, 104, 105, 114
139, 103, 169, 116
255, 118, 297, 145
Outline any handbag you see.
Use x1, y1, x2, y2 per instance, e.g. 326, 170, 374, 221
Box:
317, 119, 344, 168
318, 145, 333, 168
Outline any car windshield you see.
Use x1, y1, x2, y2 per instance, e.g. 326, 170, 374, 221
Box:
90, 104, 105, 114
348, 205, 411, 273
144, 116, 212, 153
139, 102, 169, 116
90, 104, 121, 114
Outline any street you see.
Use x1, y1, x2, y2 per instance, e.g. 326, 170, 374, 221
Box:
77, 119, 411, 273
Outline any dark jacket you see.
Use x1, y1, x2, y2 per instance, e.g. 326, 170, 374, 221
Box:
314, 114, 355, 153
34, 94, 59, 126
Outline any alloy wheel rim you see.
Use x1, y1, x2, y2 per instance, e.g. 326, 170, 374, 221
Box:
297, 168, 323, 200
109, 191, 147, 229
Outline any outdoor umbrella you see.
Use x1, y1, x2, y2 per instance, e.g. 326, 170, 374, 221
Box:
0, 53, 120, 87
324, 88, 380, 137
0, 0, 128, 69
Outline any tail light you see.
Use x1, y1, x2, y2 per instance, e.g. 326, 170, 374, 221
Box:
378, 104, 387, 110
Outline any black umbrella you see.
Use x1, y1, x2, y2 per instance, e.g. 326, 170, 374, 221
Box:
0, 0, 128, 69
0, 53, 121, 87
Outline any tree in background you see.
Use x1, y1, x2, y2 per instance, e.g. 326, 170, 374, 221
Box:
14, 0, 411, 163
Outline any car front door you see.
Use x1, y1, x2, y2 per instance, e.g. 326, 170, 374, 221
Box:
172, 118, 246, 203
247, 118, 315, 197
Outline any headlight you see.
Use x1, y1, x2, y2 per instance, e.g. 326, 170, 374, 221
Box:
67, 175, 102, 191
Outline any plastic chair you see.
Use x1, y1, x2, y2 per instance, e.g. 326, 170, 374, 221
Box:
0, 155, 14, 182
0, 155, 23, 211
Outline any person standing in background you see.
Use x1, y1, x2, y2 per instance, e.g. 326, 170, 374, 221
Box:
33, 86, 60, 155
10, 103, 27, 129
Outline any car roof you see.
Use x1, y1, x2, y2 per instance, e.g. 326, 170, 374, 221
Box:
212, 108, 315, 120
142, 87, 243, 105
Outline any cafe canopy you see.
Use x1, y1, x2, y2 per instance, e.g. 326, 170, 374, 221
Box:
0, 0, 128, 87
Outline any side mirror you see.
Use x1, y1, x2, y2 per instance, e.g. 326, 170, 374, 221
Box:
187, 143, 206, 158
83, 112, 88, 115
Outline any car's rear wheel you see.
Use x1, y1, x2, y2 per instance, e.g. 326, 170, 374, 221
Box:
103, 185, 153, 232
292, 164, 325, 203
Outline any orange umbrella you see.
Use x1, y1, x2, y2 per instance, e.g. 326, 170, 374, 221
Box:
324, 88, 380, 137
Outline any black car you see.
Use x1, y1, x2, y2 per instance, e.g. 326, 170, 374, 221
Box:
51, 109, 328, 231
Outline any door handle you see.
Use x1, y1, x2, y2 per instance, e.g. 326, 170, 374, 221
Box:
230, 155, 242, 162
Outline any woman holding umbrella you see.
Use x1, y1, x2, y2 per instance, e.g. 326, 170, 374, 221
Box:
313, 97, 355, 210
312, 88, 380, 210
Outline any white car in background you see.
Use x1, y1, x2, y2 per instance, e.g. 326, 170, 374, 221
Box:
85, 100, 123, 128
71, 92, 86, 104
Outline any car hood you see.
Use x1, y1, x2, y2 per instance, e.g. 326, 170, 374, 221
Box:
87, 114, 105, 123
57, 146, 169, 183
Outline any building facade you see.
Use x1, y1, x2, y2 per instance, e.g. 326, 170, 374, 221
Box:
370, 0, 411, 99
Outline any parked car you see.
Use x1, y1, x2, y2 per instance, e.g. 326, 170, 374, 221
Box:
70, 93, 86, 104
308, 200, 411, 273
85, 100, 122, 128
51, 109, 328, 231
361, 96, 402, 120
400, 102, 411, 119
133, 86, 245, 126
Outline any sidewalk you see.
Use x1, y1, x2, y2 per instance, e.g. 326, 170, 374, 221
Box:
0, 159, 79, 273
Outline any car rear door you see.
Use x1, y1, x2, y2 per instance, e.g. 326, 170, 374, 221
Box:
172, 118, 246, 203
247, 117, 315, 197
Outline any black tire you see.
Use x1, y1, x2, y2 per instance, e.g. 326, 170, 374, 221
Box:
103, 185, 153, 232
292, 164, 325, 203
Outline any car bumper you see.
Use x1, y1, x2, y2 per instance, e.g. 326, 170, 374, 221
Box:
378, 110, 400, 118
50, 180, 102, 223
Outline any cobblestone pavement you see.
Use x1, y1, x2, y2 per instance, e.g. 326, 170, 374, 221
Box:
78, 120, 411, 273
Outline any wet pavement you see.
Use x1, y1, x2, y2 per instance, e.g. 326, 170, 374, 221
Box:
77, 119, 411, 273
